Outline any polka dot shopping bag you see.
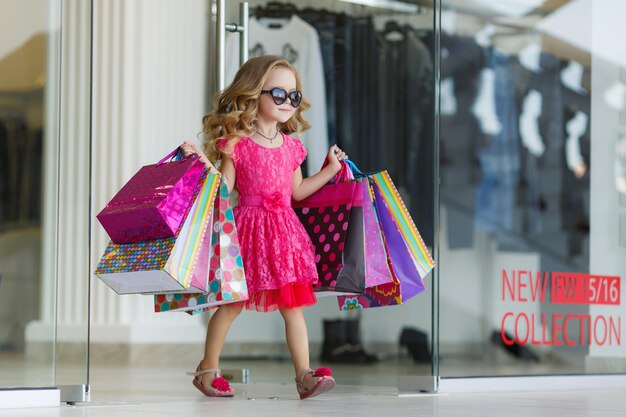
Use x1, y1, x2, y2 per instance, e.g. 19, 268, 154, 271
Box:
292, 162, 367, 295
154, 178, 248, 315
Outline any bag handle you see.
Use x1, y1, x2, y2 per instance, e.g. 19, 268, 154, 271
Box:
344, 158, 374, 177
329, 161, 354, 183
344, 159, 362, 175
321, 157, 360, 183
321, 155, 347, 183
156, 147, 189, 166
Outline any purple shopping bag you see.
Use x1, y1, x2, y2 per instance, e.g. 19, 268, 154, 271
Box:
97, 148, 206, 244
371, 181, 426, 299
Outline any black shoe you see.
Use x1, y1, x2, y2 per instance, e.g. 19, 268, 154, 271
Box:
399, 327, 431, 363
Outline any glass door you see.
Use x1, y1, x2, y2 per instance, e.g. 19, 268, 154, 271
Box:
0, 0, 92, 404
53, 0, 92, 401
216, 0, 439, 392
85, 0, 438, 397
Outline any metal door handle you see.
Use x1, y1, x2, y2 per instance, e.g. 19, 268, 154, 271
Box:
216, 1, 249, 91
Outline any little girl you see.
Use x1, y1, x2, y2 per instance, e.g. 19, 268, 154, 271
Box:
180, 55, 347, 399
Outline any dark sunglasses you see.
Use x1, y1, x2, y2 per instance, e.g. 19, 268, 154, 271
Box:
261, 87, 302, 108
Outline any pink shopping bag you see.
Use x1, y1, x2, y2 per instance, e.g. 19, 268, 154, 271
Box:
97, 148, 206, 243
95, 171, 220, 294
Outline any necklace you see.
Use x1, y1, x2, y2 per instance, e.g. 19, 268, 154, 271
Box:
254, 128, 279, 143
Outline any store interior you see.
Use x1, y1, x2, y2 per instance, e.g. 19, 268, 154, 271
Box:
2, 0, 624, 396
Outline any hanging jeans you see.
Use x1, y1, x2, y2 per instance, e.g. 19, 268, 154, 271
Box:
475, 50, 520, 234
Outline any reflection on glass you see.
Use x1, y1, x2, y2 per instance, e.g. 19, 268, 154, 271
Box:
620, 214, 626, 247
615, 136, 626, 195
438, 0, 625, 378
0, 1, 56, 388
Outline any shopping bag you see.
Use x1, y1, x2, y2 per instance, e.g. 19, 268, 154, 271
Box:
292, 163, 366, 295
337, 164, 434, 309
154, 179, 248, 314
370, 170, 434, 279
94, 170, 220, 294
360, 176, 394, 288
97, 148, 206, 243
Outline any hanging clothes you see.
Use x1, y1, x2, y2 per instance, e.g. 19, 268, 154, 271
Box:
376, 24, 433, 245
474, 48, 521, 239
511, 52, 565, 237
560, 71, 591, 257
438, 34, 486, 249
298, 9, 338, 149
377, 25, 432, 188
333, 13, 355, 168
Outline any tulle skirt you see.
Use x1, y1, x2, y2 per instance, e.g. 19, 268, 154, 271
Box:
245, 283, 317, 312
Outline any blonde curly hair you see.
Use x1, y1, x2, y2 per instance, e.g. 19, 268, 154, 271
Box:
201, 55, 311, 163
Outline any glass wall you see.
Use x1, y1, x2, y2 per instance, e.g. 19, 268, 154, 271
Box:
53, 0, 92, 393
437, 0, 626, 379
0, 0, 60, 389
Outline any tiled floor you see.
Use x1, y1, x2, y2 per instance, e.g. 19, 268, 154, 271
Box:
2, 360, 626, 416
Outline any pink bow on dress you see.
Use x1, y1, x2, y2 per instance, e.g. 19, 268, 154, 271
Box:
263, 192, 288, 213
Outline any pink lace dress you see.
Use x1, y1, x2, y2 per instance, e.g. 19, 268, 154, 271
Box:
219, 132, 319, 312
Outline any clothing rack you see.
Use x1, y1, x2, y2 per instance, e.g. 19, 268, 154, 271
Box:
338, 0, 420, 14
252, 0, 422, 17
413, 0, 560, 19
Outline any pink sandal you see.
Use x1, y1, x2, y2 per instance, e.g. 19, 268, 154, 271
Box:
187, 365, 234, 397
295, 367, 335, 400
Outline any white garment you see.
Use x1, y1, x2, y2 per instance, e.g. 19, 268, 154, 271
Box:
440, 77, 457, 116
519, 42, 542, 73
471, 68, 502, 135
615, 136, 626, 194
519, 89, 545, 156
561, 60, 586, 94
474, 23, 495, 47
441, 10, 458, 34
565, 110, 588, 173
604, 82, 626, 111
225, 16, 329, 173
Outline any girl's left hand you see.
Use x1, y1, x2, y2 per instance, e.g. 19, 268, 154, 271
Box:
327, 144, 347, 173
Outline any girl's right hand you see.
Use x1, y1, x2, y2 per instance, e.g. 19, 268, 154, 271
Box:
180, 140, 219, 174
326, 144, 347, 174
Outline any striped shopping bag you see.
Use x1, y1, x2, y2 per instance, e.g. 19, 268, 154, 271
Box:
370, 171, 435, 279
